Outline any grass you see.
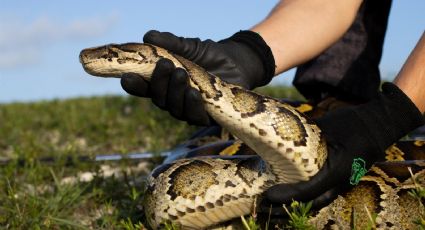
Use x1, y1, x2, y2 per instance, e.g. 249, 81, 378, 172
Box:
283, 201, 314, 230
241, 197, 261, 230
0, 85, 300, 229
408, 167, 425, 229
0, 95, 193, 229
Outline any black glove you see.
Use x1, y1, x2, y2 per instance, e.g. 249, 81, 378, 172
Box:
260, 82, 424, 215
121, 30, 275, 126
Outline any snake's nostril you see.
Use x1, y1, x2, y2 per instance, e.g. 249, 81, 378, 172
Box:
79, 52, 84, 63
79, 50, 89, 63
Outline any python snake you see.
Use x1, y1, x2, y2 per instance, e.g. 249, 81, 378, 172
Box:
79, 43, 424, 229
170, 137, 425, 229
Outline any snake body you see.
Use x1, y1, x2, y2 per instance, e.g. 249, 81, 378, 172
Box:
155, 131, 425, 229
80, 43, 327, 228
311, 160, 425, 229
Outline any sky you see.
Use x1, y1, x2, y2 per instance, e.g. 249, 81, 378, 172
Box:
0, 1, 424, 103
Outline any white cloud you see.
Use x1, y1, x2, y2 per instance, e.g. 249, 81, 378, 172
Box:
0, 14, 119, 69
0, 48, 39, 69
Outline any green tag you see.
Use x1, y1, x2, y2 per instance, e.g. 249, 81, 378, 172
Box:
349, 158, 367, 185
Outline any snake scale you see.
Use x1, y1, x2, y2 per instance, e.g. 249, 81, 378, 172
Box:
79, 43, 424, 229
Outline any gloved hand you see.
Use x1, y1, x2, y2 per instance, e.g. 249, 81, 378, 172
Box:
260, 82, 424, 215
121, 30, 275, 126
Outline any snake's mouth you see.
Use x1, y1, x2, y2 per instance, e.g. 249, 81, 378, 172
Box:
79, 52, 97, 76
79, 48, 98, 72
79, 50, 90, 65
79, 46, 106, 66
79, 46, 123, 78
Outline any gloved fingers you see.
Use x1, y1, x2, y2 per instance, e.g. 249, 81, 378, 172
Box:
264, 158, 341, 205
265, 182, 317, 205
257, 199, 286, 216
150, 58, 175, 109
310, 185, 348, 208
121, 73, 150, 97
143, 30, 202, 61
257, 185, 346, 216
166, 68, 190, 119
183, 87, 211, 126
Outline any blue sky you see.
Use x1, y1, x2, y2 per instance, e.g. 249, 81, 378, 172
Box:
0, 1, 424, 103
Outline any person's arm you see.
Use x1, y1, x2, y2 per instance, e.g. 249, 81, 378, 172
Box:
121, 0, 365, 125
252, 0, 363, 74
394, 32, 425, 113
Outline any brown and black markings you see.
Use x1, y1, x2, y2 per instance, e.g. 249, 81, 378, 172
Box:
119, 43, 163, 65
235, 156, 268, 187
167, 160, 218, 200
100, 48, 119, 62
230, 87, 267, 118
272, 105, 310, 147
174, 56, 224, 101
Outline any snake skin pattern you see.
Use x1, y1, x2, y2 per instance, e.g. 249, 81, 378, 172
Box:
310, 160, 425, 229
79, 43, 424, 229
159, 134, 425, 229
79, 42, 328, 229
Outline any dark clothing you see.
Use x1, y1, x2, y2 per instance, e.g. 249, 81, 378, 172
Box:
293, 0, 392, 103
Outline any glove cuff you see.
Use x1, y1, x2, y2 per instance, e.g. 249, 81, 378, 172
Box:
356, 82, 424, 152
225, 30, 276, 87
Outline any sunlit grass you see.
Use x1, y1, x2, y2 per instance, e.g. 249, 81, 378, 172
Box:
0, 86, 300, 228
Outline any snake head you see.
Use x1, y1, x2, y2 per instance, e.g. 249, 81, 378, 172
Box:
79, 43, 161, 78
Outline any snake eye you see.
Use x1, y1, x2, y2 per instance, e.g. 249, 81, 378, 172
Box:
96, 48, 118, 62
